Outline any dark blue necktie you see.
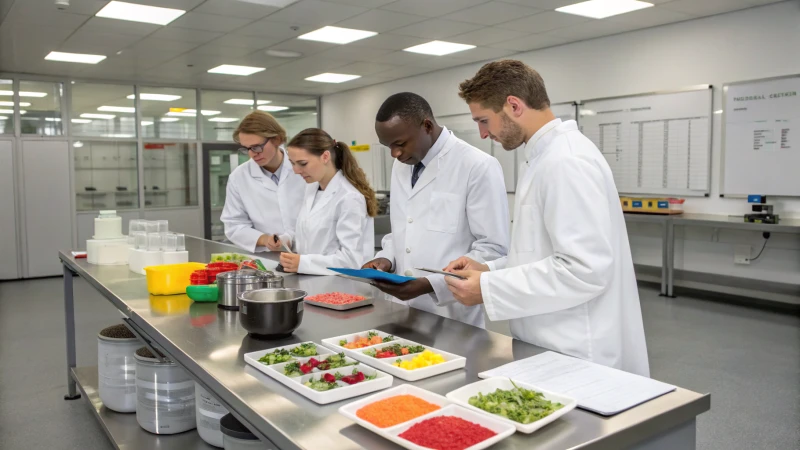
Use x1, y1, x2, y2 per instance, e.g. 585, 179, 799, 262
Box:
411, 162, 424, 188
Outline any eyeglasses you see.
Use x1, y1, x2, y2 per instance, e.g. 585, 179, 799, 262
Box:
239, 138, 271, 155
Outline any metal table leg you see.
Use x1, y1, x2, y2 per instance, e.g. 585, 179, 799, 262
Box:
660, 220, 668, 296
667, 219, 675, 298
63, 264, 81, 400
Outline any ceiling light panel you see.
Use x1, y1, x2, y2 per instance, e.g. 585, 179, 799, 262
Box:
98, 106, 135, 113
208, 117, 239, 122
556, 0, 653, 19
127, 93, 182, 101
0, 101, 31, 107
403, 40, 475, 56
208, 64, 265, 76
45, 51, 107, 64
298, 26, 377, 45
166, 111, 196, 117
0, 91, 47, 97
160, 118, 180, 122
305, 73, 361, 83
96, 1, 186, 25
257, 105, 289, 112
81, 113, 116, 119
224, 99, 270, 105
71, 119, 92, 124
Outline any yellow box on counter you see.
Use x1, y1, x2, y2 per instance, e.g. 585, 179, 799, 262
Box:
620, 197, 684, 215
144, 262, 207, 295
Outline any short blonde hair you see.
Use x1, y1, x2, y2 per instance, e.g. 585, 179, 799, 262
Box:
233, 111, 287, 145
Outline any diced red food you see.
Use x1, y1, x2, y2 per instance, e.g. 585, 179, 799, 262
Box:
322, 373, 336, 383
306, 292, 366, 305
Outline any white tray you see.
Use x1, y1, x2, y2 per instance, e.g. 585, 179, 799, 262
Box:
244, 342, 392, 404
339, 385, 515, 450
321, 331, 466, 382
268, 354, 364, 378
446, 377, 578, 434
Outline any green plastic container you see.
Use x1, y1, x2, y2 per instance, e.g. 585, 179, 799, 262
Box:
186, 284, 219, 302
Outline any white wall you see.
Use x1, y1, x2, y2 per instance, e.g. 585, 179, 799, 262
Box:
321, 1, 800, 285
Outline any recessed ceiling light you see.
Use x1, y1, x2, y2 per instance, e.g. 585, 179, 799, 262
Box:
265, 49, 303, 58
258, 105, 289, 112
0, 101, 32, 107
141, 121, 154, 126
98, 106, 135, 113
96, 1, 186, 25
714, 110, 723, 114
81, 113, 116, 119
166, 111, 196, 117
71, 119, 92, 124
208, 117, 239, 122
208, 65, 265, 76
127, 93, 182, 101
103, 133, 135, 138
19, 110, 27, 115
45, 51, 107, 64
184, 109, 222, 116
224, 99, 270, 105
160, 118, 180, 122
45, 118, 62, 122
0, 109, 13, 114
298, 26, 377, 45
73, 141, 84, 148
404, 40, 475, 56
305, 73, 361, 83
556, 0, 653, 19
0, 90, 47, 97
0, 115, 7, 120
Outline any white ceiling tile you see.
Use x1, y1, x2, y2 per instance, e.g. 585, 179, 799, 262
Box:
488, 33, 566, 51
443, 1, 543, 25
315, 45, 393, 61
0, 21, 76, 61
129, 0, 207, 10
209, 33, 283, 50
372, 64, 433, 79
349, 33, 428, 50
79, 17, 162, 36
252, 56, 349, 80
233, 20, 311, 39
170, 11, 255, 33
334, 9, 427, 33
7, 1, 90, 29
148, 27, 225, 44
497, 11, 590, 33
449, 27, 528, 46
745, 0, 784, 5
544, 20, 636, 41
335, 61, 403, 75
0, 0, 13, 21
194, 0, 281, 19
323, 0, 396, 7
659, 0, 759, 17
390, 19, 479, 39
266, 39, 339, 57
366, 50, 436, 66
25, 0, 109, 16
264, 0, 368, 26
60, 31, 143, 55
450, 46, 517, 62
190, 43, 258, 58
497, 0, 577, 8
379, 0, 490, 17
608, 7, 694, 28
127, 36, 201, 54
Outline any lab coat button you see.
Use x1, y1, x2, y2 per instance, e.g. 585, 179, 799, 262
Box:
408, 217, 413, 223
404, 270, 413, 277
406, 248, 411, 254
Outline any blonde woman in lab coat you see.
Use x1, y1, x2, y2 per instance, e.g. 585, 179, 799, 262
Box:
277, 128, 376, 275
445, 60, 650, 377
221, 111, 306, 253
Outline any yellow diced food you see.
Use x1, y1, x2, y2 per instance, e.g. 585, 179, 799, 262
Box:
391, 351, 446, 370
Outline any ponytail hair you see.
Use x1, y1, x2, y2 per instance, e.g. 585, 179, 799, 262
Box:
288, 128, 378, 217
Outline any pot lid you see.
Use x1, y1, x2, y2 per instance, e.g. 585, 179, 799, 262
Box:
216, 269, 278, 284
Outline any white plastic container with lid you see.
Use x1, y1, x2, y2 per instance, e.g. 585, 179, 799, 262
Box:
94, 210, 123, 239
134, 347, 196, 435
129, 232, 163, 275
196, 383, 229, 448
87, 237, 129, 265
221, 413, 271, 449
97, 324, 140, 413
162, 233, 189, 265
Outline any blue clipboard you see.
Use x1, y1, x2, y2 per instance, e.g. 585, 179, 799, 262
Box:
327, 268, 416, 284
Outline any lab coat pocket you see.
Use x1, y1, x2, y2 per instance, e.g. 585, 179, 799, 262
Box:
427, 192, 460, 234
515, 204, 539, 252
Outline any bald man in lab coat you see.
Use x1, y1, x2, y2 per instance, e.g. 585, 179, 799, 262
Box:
444, 60, 650, 377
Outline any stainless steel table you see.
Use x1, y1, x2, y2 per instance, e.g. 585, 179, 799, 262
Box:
623, 214, 673, 297
61, 237, 709, 450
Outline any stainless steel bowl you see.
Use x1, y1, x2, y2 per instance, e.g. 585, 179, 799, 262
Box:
238, 288, 306, 339
217, 270, 283, 310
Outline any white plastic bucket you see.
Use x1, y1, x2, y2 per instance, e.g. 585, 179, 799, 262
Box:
196, 383, 228, 448
97, 327, 139, 413
134, 348, 196, 435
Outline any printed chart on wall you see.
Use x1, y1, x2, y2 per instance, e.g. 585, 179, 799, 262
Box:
514, 102, 578, 192
722, 75, 799, 197
579, 87, 712, 196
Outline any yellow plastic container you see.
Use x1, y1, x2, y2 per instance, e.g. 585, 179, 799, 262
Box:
144, 262, 207, 295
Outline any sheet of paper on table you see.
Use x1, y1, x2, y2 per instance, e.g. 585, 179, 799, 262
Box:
478, 351, 676, 416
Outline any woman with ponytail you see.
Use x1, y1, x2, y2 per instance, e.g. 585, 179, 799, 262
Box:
279, 128, 377, 275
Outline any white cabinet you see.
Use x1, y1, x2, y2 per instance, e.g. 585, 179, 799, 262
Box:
0, 140, 19, 279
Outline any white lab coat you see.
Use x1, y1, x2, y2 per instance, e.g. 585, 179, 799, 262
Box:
220, 152, 306, 253
480, 119, 650, 376
376, 129, 510, 327
292, 171, 375, 275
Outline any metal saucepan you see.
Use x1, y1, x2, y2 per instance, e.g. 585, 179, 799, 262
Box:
238, 288, 306, 339
216, 270, 283, 310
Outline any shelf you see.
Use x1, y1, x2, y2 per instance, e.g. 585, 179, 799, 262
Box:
71, 366, 215, 450
75, 168, 137, 171
77, 191, 137, 195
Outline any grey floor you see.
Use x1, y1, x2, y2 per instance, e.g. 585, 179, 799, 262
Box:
0, 278, 798, 450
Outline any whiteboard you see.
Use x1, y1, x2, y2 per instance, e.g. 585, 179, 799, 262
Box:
722, 75, 800, 197
514, 102, 578, 192
579, 87, 712, 197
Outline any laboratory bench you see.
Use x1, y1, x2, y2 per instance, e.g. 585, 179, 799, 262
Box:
60, 236, 709, 450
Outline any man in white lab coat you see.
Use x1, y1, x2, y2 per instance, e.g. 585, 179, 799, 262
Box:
444, 60, 650, 376
362, 92, 510, 327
